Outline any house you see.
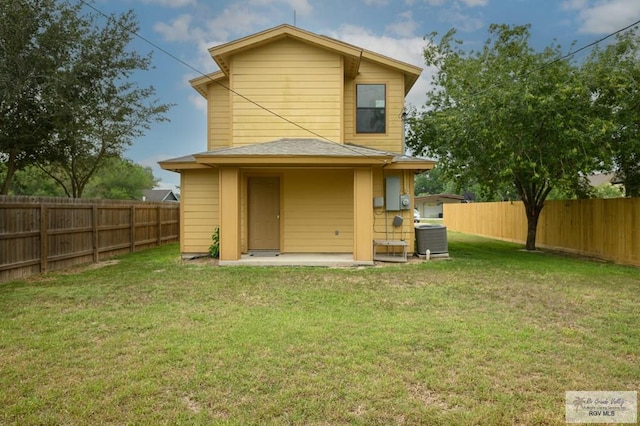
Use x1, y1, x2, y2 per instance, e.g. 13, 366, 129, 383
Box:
160, 25, 434, 264
414, 194, 465, 219
142, 189, 180, 202
587, 172, 623, 189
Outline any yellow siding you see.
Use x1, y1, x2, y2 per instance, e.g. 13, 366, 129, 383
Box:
219, 167, 241, 260
353, 168, 373, 261
282, 170, 353, 252
181, 169, 219, 253
372, 169, 415, 253
230, 38, 343, 145
208, 77, 231, 150
344, 59, 405, 153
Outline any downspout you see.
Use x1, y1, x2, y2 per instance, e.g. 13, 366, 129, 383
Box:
401, 108, 407, 155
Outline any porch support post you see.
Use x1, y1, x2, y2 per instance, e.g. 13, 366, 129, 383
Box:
353, 167, 373, 262
219, 167, 241, 261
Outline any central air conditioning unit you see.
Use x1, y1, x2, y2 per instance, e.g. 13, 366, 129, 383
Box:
415, 224, 448, 255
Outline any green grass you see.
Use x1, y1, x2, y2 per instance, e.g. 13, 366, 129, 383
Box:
1, 233, 638, 425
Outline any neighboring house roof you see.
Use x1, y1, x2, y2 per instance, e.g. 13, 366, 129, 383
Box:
191, 24, 423, 98
415, 194, 466, 203
160, 138, 435, 171
142, 189, 179, 202
588, 172, 622, 187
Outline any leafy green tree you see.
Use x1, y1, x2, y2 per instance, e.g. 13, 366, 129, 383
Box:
415, 167, 446, 195
0, 163, 65, 196
0, 0, 80, 194
0, 156, 158, 199
83, 157, 159, 200
583, 26, 640, 197
407, 24, 609, 250
0, 0, 171, 197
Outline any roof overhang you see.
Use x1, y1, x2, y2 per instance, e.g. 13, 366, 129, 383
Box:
204, 25, 423, 91
159, 138, 435, 172
360, 51, 422, 94
189, 70, 226, 99
209, 25, 363, 79
192, 154, 391, 167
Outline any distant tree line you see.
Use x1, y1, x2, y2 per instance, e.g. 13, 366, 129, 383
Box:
0, 156, 158, 200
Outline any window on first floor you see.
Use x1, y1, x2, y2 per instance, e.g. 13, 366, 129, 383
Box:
356, 84, 386, 134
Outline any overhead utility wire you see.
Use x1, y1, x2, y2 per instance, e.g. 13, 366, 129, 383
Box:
537, 18, 640, 71
77, 0, 397, 165
464, 18, 640, 99
77, 0, 334, 143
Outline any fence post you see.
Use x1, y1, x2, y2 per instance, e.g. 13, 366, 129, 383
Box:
40, 204, 48, 274
130, 205, 136, 253
92, 205, 99, 262
157, 206, 162, 246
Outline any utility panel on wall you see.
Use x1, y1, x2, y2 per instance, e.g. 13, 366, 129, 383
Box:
385, 176, 401, 211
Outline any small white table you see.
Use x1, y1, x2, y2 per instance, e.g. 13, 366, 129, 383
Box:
373, 239, 408, 263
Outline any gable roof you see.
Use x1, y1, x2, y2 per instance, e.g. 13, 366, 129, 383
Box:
193, 24, 422, 96
142, 189, 179, 202
160, 138, 435, 170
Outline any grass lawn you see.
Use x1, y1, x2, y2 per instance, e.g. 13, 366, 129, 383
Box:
1, 233, 638, 425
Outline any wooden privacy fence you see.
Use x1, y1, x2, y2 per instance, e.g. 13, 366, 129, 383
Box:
444, 198, 640, 267
0, 196, 179, 282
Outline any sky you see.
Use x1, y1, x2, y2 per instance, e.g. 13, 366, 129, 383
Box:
90, 0, 640, 191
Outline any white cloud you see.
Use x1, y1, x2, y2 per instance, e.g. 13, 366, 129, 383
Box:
440, 7, 484, 32
248, 0, 313, 16
460, 0, 488, 6
329, 25, 434, 108
561, 0, 588, 10
205, 3, 270, 41
413, 0, 487, 6
154, 14, 193, 42
140, 0, 195, 7
364, 0, 389, 5
574, 0, 640, 34
386, 11, 420, 37
188, 93, 208, 114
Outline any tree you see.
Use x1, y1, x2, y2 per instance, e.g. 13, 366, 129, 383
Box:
0, 0, 171, 197
83, 157, 159, 200
415, 167, 447, 195
407, 24, 609, 250
0, 0, 81, 194
583, 26, 640, 197
0, 156, 158, 199
0, 163, 65, 196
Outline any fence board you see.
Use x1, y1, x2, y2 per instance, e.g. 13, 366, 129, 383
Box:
444, 198, 640, 267
0, 196, 179, 282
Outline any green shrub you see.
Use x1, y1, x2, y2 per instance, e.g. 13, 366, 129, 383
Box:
208, 227, 220, 258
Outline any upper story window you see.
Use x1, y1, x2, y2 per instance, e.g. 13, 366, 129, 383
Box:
356, 84, 386, 134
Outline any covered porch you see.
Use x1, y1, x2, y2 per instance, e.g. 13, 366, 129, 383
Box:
159, 138, 435, 263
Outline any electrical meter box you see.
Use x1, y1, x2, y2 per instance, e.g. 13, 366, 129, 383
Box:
400, 195, 411, 210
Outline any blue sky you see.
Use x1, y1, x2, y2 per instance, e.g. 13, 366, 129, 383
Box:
90, 0, 640, 190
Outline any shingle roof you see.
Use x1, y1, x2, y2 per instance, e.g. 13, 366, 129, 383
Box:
159, 138, 435, 170
142, 189, 179, 202
195, 138, 393, 158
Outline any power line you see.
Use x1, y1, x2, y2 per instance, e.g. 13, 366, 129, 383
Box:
77, 0, 335, 142
457, 19, 640, 100
539, 18, 640, 70
76, 0, 397, 164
